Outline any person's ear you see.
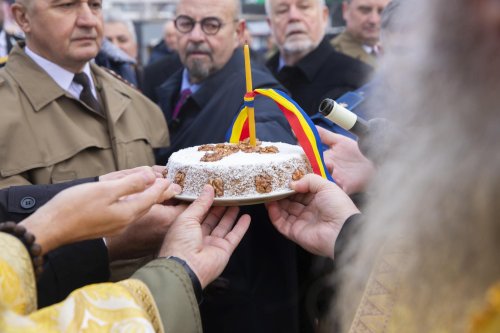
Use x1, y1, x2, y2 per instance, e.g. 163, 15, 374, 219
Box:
322, 4, 330, 29
235, 19, 245, 46
266, 15, 272, 30
11, 3, 31, 34
322, 4, 330, 20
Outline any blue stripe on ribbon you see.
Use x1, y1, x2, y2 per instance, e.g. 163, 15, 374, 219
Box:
243, 100, 254, 108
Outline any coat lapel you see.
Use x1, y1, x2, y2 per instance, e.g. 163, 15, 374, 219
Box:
5, 44, 67, 112
92, 64, 131, 124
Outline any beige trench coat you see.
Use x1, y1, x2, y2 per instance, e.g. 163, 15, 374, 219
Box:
0, 44, 169, 188
331, 31, 378, 68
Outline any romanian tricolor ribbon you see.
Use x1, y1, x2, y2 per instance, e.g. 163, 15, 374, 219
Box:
226, 88, 333, 182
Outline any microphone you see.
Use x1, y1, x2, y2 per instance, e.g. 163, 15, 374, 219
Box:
319, 98, 370, 138
319, 98, 398, 165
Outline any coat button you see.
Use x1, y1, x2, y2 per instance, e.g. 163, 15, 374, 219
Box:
20, 196, 36, 209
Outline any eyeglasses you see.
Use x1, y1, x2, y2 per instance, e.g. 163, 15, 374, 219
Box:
174, 15, 227, 35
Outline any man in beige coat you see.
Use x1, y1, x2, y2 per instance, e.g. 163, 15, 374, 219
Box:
0, 0, 168, 188
0, 0, 184, 306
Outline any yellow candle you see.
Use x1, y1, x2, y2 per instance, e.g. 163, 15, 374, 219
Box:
244, 43, 257, 146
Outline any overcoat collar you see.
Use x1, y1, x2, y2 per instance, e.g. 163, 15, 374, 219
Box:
5, 42, 132, 124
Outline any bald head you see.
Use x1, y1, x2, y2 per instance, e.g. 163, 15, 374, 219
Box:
175, 0, 244, 83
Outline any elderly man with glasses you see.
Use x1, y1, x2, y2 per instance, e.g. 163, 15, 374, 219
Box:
155, 0, 294, 162
154, 0, 303, 332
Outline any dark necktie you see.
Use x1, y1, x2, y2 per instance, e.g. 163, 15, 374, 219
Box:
172, 88, 192, 119
73, 72, 102, 115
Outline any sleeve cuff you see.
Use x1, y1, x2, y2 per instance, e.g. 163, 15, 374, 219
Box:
163, 256, 203, 305
334, 213, 362, 258
131, 258, 203, 333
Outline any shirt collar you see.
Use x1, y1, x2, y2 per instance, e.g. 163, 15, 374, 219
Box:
362, 44, 378, 55
24, 46, 94, 98
180, 68, 201, 94
277, 56, 286, 72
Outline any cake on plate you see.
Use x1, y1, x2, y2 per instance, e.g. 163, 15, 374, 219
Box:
165, 140, 312, 199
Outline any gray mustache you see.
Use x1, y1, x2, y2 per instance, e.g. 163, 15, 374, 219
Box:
186, 44, 211, 55
285, 22, 307, 36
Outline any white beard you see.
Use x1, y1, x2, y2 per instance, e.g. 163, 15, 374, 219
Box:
283, 37, 315, 55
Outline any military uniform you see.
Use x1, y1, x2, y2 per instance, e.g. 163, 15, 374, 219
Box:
0, 43, 169, 188
331, 31, 377, 68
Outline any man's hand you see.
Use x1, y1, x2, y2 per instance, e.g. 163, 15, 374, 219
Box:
159, 185, 251, 289
99, 165, 167, 182
21, 170, 180, 255
106, 202, 187, 261
317, 126, 375, 195
266, 174, 359, 259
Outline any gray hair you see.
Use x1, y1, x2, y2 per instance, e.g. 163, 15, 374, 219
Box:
104, 16, 137, 42
265, 0, 326, 16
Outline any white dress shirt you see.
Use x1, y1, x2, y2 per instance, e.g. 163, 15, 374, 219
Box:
24, 46, 97, 99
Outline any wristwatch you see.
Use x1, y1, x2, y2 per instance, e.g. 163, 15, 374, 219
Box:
164, 256, 203, 305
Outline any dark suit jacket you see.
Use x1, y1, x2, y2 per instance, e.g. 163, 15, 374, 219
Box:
267, 38, 373, 332
155, 48, 296, 164
0, 178, 110, 308
155, 48, 302, 333
144, 50, 268, 106
266, 38, 373, 116
142, 53, 183, 104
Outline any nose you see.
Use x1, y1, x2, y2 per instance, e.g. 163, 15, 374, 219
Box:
288, 5, 303, 21
187, 21, 205, 41
76, 3, 99, 28
367, 9, 380, 25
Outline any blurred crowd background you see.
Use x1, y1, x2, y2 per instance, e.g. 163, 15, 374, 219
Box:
1, 0, 348, 66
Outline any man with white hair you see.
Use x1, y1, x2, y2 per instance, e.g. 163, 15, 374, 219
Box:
104, 17, 138, 59
265, 1, 371, 331
266, 0, 372, 116
101, 17, 142, 87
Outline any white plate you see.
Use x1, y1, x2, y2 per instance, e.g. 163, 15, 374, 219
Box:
174, 190, 296, 207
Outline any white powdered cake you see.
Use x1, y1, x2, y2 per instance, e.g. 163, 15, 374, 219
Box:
165, 141, 312, 198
